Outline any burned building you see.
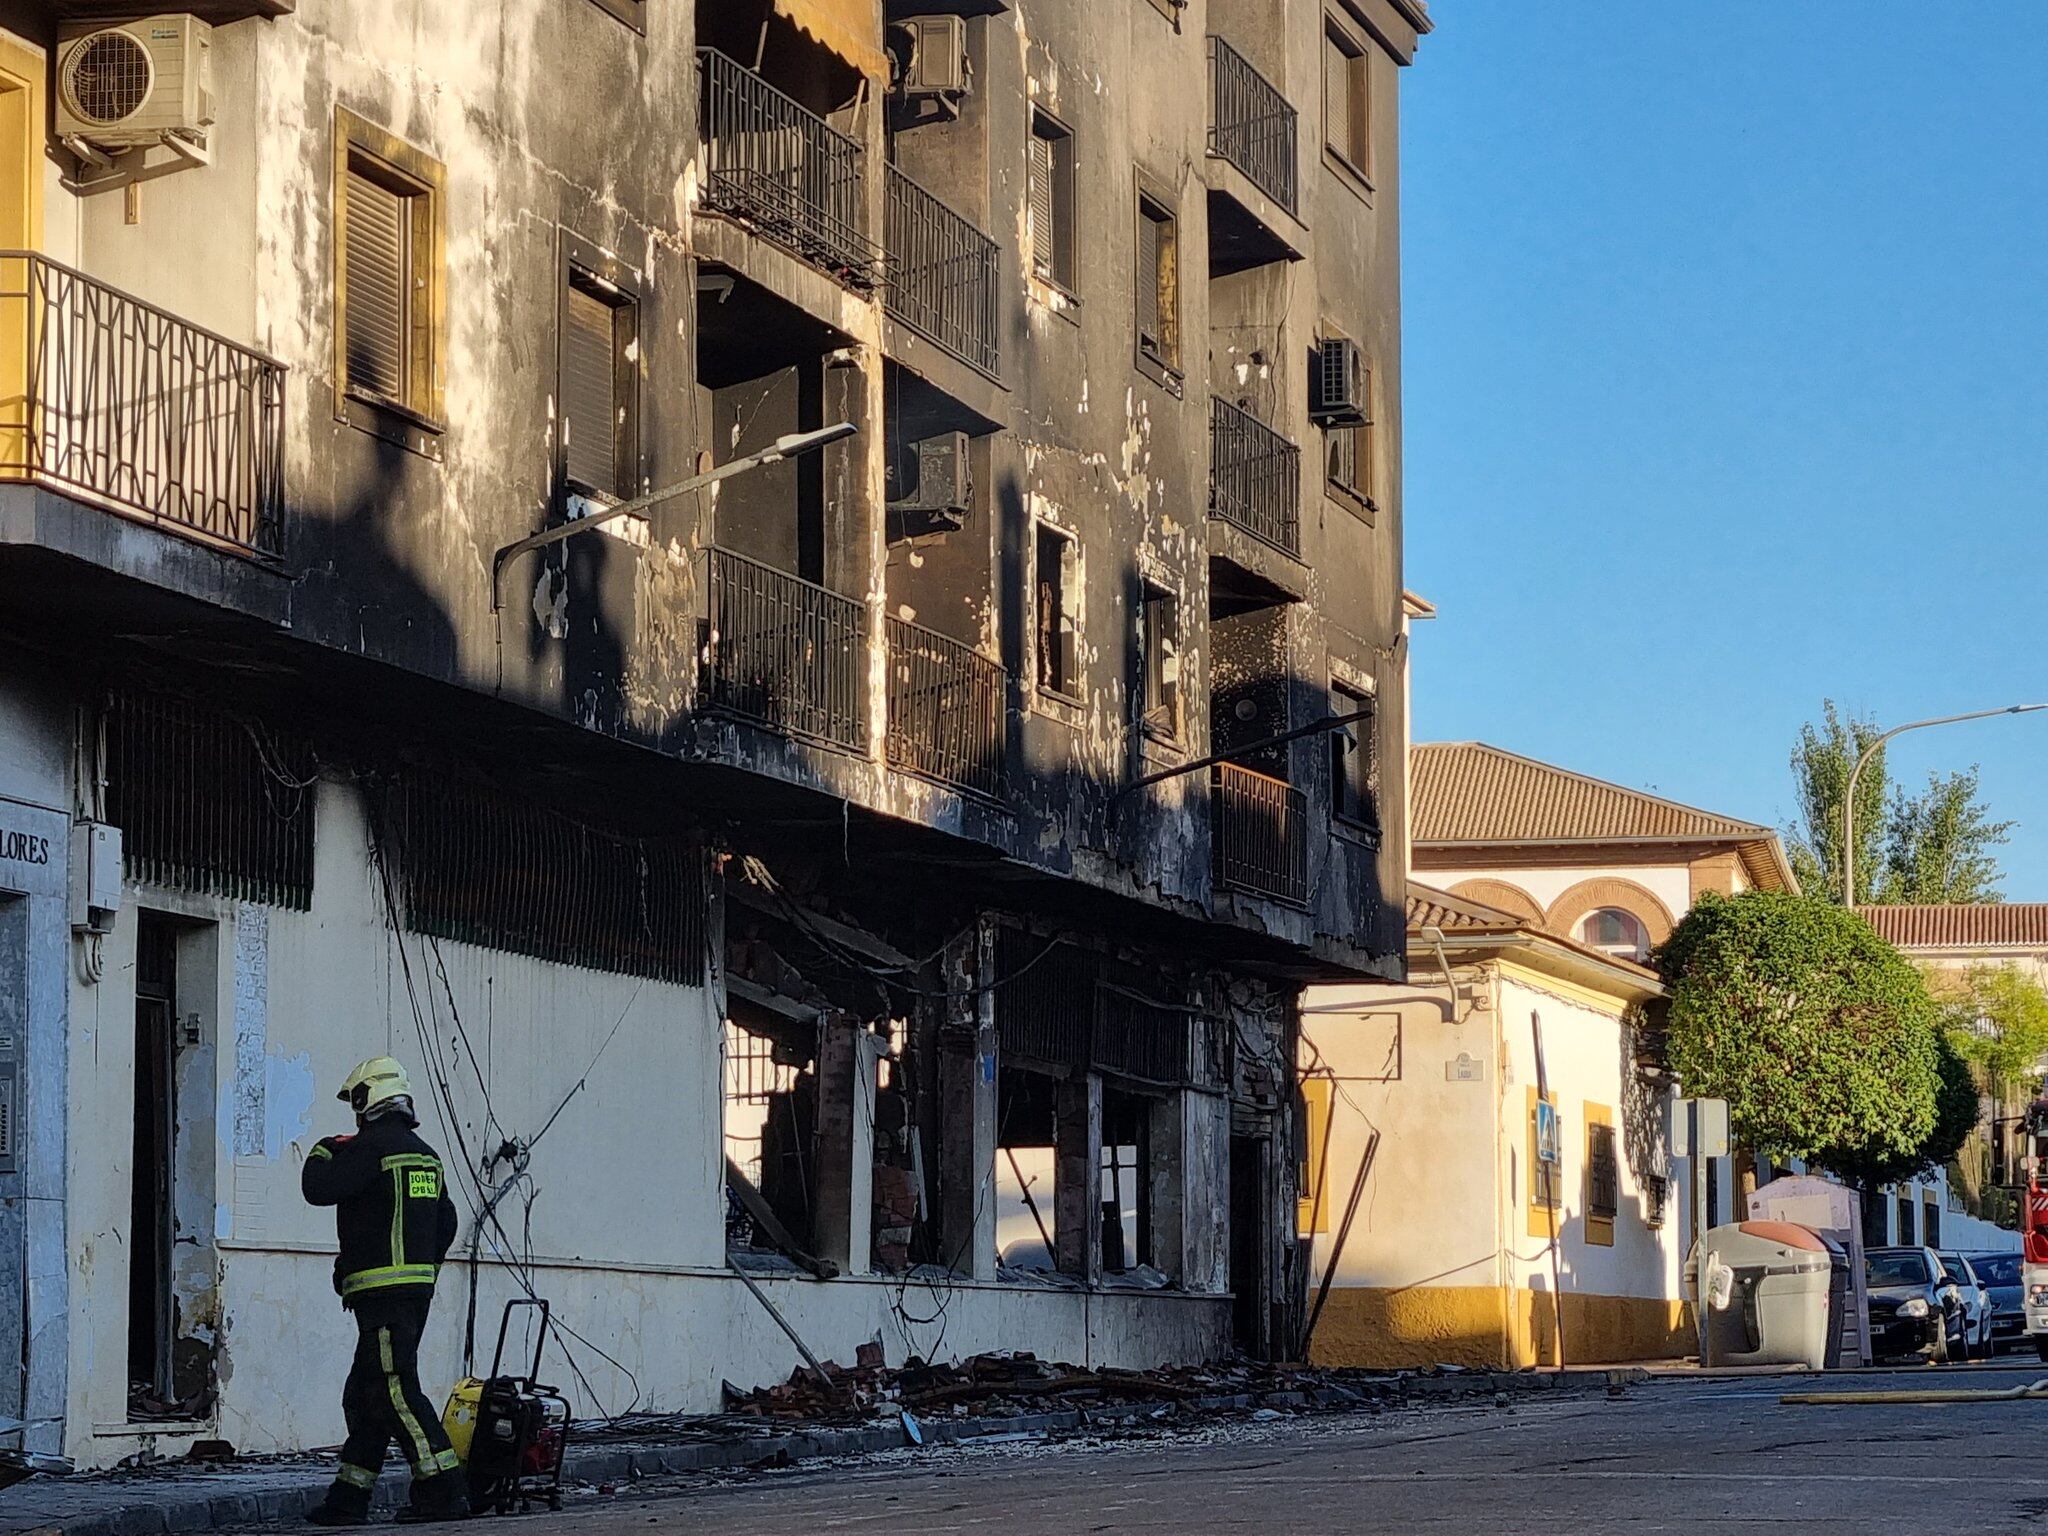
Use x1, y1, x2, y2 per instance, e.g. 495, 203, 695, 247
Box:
0, 0, 1424, 1466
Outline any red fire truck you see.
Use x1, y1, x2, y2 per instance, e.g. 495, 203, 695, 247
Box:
2022, 1097, 2048, 1357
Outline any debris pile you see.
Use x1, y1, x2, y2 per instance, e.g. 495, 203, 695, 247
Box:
719, 1349, 1518, 1427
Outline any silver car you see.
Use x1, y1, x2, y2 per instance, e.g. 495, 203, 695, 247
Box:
1939, 1251, 1996, 1360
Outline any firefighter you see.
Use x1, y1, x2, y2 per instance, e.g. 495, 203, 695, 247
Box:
302, 1057, 468, 1526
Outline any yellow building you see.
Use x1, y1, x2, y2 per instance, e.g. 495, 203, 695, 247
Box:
1301, 745, 1799, 1369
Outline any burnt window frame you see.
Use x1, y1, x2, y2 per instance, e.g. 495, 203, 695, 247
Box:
555, 230, 641, 510
333, 108, 447, 457
1033, 519, 1083, 703
1328, 676, 1378, 835
1139, 579, 1182, 744
1321, 11, 1372, 190
1028, 107, 1079, 300
1133, 181, 1181, 390
1320, 330, 1377, 518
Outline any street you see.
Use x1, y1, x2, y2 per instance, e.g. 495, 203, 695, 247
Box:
420, 1365, 2048, 1535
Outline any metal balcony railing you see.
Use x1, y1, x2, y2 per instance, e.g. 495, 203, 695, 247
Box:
883, 164, 1000, 378
698, 49, 878, 288
1207, 36, 1298, 215
700, 546, 866, 752
0, 251, 285, 559
1212, 761, 1307, 906
1209, 396, 1300, 556
886, 615, 1004, 798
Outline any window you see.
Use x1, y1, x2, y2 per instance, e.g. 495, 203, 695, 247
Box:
1028, 110, 1077, 294
1034, 522, 1081, 699
1323, 350, 1376, 509
558, 239, 639, 504
1895, 1186, 1915, 1245
1587, 1119, 1619, 1238
1134, 191, 1179, 377
1923, 1193, 1941, 1250
1580, 908, 1649, 962
334, 110, 446, 445
1329, 680, 1377, 830
1298, 1075, 1333, 1236
1322, 17, 1370, 180
1140, 583, 1181, 740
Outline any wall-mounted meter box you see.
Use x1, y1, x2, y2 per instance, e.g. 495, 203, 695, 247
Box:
69, 820, 123, 933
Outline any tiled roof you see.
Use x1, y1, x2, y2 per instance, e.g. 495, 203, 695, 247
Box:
1405, 882, 1523, 934
1412, 742, 1773, 845
1858, 904, 2048, 950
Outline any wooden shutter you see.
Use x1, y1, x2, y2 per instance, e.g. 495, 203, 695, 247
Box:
345, 167, 409, 404
561, 281, 618, 495
1323, 31, 1352, 165
1028, 130, 1055, 281
1136, 207, 1161, 354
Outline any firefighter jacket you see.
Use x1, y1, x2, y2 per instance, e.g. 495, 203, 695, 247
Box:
302, 1111, 459, 1304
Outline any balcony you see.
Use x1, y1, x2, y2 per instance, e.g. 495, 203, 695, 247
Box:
698, 49, 879, 290
1209, 396, 1299, 558
1212, 761, 1307, 907
1207, 37, 1298, 215
700, 546, 867, 752
0, 252, 285, 561
885, 616, 1004, 798
883, 165, 1001, 379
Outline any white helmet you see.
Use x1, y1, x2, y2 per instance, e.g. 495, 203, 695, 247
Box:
338, 1057, 411, 1116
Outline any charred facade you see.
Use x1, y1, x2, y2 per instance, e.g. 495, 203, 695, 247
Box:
0, 0, 1424, 1464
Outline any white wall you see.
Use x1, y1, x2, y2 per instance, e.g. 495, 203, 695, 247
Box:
60, 775, 1227, 1466
1424, 863, 1692, 927
1494, 968, 1680, 1306
1303, 986, 1498, 1292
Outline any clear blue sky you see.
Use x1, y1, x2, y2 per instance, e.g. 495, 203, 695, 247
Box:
1402, 4, 2048, 898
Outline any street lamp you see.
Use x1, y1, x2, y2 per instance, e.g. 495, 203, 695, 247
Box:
1840, 704, 2048, 905
489, 422, 858, 611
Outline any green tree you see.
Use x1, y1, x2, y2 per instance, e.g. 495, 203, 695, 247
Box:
1932, 963, 2048, 1102
1785, 700, 2012, 905
1821, 1031, 1979, 1189
1786, 702, 1888, 905
1885, 768, 2013, 904
1656, 891, 1942, 1177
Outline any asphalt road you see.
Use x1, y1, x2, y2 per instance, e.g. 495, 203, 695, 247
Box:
474, 1361, 2048, 1535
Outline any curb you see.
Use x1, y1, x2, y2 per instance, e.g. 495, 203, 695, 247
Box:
7, 1369, 1649, 1536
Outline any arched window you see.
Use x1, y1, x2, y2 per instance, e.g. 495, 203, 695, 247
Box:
1580, 907, 1649, 961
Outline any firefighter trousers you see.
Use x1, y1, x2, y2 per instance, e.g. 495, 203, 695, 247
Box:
333, 1291, 462, 1493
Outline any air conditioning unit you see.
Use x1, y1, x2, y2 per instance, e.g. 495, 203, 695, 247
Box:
56, 15, 214, 151
1310, 337, 1368, 427
897, 15, 971, 99
887, 432, 972, 538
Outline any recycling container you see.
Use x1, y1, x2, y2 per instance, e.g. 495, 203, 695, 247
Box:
1686, 1220, 1839, 1368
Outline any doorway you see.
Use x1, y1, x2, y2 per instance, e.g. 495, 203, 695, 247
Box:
129, 914, 178, 1417
1229, 1133, 1270, 1357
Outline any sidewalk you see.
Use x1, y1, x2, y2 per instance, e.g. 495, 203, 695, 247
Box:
0, 1367, 1652, 1536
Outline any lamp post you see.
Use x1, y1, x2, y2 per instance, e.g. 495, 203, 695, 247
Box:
1840, 704, 2048, 905
489, 422, 858, 611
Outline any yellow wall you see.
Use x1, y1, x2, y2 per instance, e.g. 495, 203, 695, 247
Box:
0, 34, 40, 250
1311, 1284, 1692, 1370
0, 33, 43, 475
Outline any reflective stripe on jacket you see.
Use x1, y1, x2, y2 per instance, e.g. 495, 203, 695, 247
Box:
303, 1114, 459, 1303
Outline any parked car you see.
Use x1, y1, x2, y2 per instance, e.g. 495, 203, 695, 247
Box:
1938, 1251, 1996, 1360
1964, 1249, 2026, 1351
1865, 1245, 1968, 1363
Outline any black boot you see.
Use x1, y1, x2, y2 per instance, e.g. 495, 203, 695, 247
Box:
395, 1470, 471, 1524
306, 1481, 373, 1527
